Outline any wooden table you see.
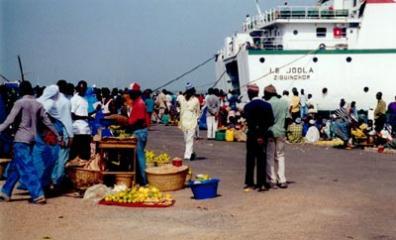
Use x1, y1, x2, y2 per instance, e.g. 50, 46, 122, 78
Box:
98, 138, 137, 184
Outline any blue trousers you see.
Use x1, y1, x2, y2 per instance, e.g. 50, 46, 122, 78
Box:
32, 120, 62, 188
134, 128, 148, 186
2, 143, 44, 200
51, 126, 70, 186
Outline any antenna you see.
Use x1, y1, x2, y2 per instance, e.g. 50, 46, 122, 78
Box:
18, 55, 25, 82
255, 0, 262, 15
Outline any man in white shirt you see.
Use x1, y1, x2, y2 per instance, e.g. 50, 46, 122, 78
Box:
52, 80, 75, 186
70, 80, 91, 160
179, 83, 200, 160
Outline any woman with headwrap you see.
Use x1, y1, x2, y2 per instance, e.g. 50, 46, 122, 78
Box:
32, 85, 64, 189
85, 86, 103, 135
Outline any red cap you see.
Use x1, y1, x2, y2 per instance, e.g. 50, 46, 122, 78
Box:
129, 82, 141, 91
247, 83, 259, 93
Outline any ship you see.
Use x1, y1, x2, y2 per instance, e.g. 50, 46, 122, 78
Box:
214, 0, 396, 111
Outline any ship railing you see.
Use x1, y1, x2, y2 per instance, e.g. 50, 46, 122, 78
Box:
247, 37, 349, 51
244, 6, 350, 31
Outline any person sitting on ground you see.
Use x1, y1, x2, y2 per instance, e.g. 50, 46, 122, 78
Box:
161, 109, 171, 126
305, 119, 320, 143
333, 98, 352, 148
287, 118, 303, 143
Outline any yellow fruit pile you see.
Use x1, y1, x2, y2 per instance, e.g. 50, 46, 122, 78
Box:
145, 150, 170, 166
145, 150, 156, 163
154, 153, 170, 165
104, 186, 173, 204
315, 138, 344, 147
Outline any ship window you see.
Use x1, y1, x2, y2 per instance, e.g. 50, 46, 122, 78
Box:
364, 87, 369, 92
322, 87, 328, 95
293, 30, 298, 35
346, 57, 352, 62
313, 57, 318, 63
259, 57, 265, 63
316, 28, 327, 37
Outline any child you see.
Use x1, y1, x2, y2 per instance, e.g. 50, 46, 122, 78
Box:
161, 109, 170, 126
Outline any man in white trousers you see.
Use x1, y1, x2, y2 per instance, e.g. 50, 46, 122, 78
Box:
264, 85, 289, 189
179, 83, 200, 160
205, 88, 220, 140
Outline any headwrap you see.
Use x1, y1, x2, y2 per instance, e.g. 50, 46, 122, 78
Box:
264, 84, 277, 94
37, 85, 60, 119
85, 87, 98, 113
185, 82, 194, 91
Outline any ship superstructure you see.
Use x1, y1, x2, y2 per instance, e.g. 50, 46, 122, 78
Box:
215, 0, 396, 110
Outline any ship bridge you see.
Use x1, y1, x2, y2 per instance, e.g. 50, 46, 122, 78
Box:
243, 0, 363, 32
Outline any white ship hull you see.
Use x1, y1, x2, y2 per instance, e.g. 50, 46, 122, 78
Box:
241, 49, 396, 110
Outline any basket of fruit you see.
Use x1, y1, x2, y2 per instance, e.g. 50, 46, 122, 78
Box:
99, 186, 174, 208
145, 164, 189, 191
188, 174, 219, 200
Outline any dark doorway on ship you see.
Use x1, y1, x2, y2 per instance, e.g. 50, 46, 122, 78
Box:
225, 61, 241, 95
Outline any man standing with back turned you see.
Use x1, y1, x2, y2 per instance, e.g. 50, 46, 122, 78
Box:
243, 84, 274, 192
264, 85, 289, 189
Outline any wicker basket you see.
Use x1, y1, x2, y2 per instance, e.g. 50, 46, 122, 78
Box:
103, 171, 135, 188
145, 165, 189, 191
67, 167, 103, 191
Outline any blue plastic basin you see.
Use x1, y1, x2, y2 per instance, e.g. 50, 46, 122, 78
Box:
189, 179, 220, 200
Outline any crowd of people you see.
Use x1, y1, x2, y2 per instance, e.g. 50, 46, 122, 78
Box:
0, 79, 395, 202
0, 80, 151, 203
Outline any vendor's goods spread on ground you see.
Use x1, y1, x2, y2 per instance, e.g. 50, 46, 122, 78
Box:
314, 138, 344, 147
99, 186, 174, 208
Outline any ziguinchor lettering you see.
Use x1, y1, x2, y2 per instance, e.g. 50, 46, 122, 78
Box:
270, 67, 314, 81
274, 75, 311, 80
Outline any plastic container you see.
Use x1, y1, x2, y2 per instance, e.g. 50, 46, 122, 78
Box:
225, 129, 234, 142
172, 158, 183, 167
189, 178, 220, 200
215, 131, 226, 141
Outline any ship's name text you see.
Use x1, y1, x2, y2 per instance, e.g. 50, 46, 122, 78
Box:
269, 67, 314, 81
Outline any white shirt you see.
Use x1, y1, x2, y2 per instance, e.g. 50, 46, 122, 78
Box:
179, 96, 200, 131
56, 93, 74, 138
70, 94, 91, 135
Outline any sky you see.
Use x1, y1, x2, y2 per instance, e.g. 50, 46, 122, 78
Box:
0, 0, 315, 91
